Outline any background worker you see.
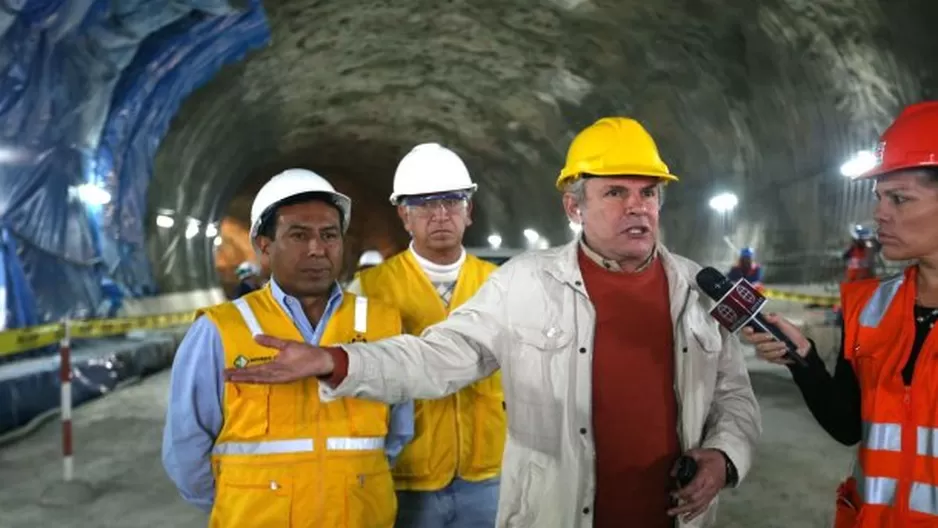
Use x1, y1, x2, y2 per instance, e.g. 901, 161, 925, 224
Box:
233, 261, 262, 298
347, 142, 506, 528
742, 101, 938, 527
228, 119, 761, 528
357, 250, 384, 272
161, 168, 414, 527
727, 247, 764, 290
842, 225, 881, 282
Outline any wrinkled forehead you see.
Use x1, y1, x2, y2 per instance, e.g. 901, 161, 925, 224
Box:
874, 169, 936, 193
585, 175, 660, 191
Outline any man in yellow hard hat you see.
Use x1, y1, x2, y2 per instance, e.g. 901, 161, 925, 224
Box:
161, 168, 414, 527
346, 142, 506, 528
225, 119, 761, 528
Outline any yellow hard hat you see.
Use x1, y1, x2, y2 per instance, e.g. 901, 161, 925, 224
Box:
556, 117, 678, 191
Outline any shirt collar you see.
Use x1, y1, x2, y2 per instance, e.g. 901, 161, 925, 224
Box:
578, 236, 657, 273
268, 276, 344, 317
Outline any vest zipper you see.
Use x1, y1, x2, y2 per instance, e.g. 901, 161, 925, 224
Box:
900, 385, 912, 521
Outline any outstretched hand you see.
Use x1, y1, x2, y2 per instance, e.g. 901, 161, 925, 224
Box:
223, 335, 335, 384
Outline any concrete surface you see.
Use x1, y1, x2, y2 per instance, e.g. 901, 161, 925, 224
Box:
0, 359, 852, 528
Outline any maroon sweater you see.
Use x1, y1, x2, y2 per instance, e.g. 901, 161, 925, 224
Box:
578, 249, 680, 528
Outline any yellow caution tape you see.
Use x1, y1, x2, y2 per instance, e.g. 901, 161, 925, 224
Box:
763, 288, 840, 307
0, 310, 199, 358
0, 323, 64, 357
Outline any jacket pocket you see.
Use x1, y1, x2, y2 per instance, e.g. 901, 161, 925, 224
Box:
347, 397, 391, 438
224, 384, 270, 438
504, 457, 546, 527
505, 325, 571, 404
210, 463, 292, 528
391, 398, 441, 479
343, 467, 397, 528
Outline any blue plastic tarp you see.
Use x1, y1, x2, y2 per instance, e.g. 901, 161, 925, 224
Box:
0, 0, 270, 332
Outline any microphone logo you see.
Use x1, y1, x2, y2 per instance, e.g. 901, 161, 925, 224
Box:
715, 304, 739, 325
736, 284, 757, 305
707, 278, 767, 333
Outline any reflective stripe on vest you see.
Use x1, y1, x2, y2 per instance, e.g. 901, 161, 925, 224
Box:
354, 296, 368, 333
919, 427, 938, 457
858, 274, 904, 328
856, 421, 902, 505
233, 294, 369, 336
864, 421, 902, 452
213, 436, 386, 456
911, 483, 938, 515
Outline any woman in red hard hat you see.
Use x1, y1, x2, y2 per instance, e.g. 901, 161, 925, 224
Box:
741, 101, 938, 527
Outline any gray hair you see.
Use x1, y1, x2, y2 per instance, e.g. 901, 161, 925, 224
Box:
564, 177, 666, 208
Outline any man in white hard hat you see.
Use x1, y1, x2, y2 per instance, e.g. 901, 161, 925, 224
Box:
357, 250, 384, 272
344, 143, 506, 528
162, 168, 414, 527
234, 261, 262, 298
225, 120, 760, 528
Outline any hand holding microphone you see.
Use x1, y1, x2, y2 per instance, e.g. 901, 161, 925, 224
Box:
740, 313, 812, 366
695, 267, 812, 367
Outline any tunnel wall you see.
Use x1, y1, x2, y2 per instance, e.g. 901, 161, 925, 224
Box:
0, 0, 270, 327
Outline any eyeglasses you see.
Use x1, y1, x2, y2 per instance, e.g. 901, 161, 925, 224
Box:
405, 198, 467, 217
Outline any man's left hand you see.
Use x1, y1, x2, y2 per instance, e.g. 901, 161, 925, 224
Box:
667, 448, 727, 521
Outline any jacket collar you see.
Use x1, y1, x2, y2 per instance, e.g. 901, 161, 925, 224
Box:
543, 239, 697, 322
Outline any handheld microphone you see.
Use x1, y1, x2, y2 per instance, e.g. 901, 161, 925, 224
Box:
695, 267, 809, 368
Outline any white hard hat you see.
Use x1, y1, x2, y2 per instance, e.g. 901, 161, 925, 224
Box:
389, 143, 478, 205
235, 261, 260, 280
358, 250, 384, 267
250, 168, 352, 241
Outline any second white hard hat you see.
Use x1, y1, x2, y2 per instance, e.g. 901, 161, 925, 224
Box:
389, 143, 478, 205
357, 250, 384, 267
250, 169, 352, 241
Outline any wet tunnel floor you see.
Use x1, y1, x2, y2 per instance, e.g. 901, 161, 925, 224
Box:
0, 366, 850, 527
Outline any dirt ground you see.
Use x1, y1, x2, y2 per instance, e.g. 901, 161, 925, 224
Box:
0, 363, 851, 528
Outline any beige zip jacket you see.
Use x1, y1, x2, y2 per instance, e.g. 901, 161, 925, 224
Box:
324, 240, 762, 527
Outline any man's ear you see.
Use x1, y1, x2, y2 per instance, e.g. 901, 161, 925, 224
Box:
562, 193, 581, 223
256, 236, 271, 257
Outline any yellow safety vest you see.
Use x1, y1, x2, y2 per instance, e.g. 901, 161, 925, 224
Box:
357, 250, 507, 491
201, 285, 402, 528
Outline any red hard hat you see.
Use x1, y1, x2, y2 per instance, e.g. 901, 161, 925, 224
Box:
859, 101, 938, 179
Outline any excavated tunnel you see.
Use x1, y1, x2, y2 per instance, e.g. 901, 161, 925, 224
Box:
147, 0, 938, 300
3, 0, 938, 319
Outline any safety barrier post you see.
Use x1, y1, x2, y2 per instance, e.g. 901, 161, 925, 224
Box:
59, 318, 73, 482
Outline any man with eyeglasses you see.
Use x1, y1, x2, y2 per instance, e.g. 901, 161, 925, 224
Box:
346, 142, 506, 528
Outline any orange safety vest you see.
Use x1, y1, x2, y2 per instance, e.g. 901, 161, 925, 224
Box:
201, 286, 402, 528
356, 250, 507, 491
835, 266, 938, 527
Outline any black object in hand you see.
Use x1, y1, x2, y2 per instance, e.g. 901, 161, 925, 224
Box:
675, 455, 698, 488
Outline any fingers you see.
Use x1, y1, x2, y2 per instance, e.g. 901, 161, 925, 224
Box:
255, 334, 290, 350
224, 364, 292, 384
669, 475, 717, 520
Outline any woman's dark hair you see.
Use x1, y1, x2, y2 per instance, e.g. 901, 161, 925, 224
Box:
257, 192, 344, 240
926, 167, 938, 186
